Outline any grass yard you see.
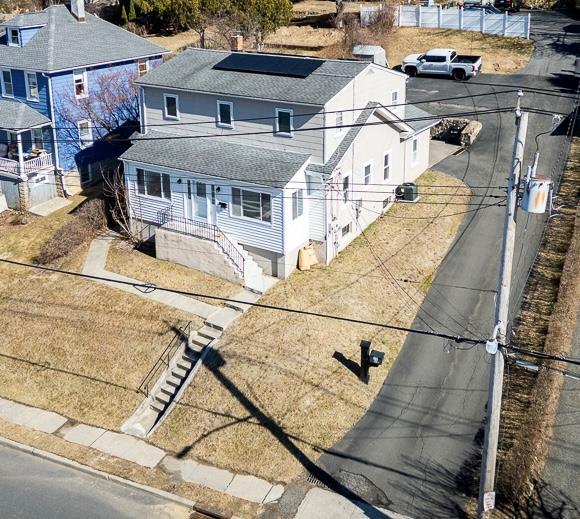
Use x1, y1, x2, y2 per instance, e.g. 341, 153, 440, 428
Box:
0, 197, 200, 430
150, 170, 471, 483
106, 240, 241, 306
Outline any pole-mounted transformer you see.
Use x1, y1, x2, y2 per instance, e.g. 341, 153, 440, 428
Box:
521, 150, 553, 214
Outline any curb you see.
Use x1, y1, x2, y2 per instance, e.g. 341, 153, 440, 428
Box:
0, 435, 195, 510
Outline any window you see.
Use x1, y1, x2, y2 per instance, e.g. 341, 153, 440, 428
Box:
8, 29, 19, 47
424, 55, 446, 63
31, 128, 44, 150
355, 198, 362, 218
1, 70, 14, 98
77, 120, 92, 148
137, 59, 149, 77
136, 168, 171, 200
275, 108, 293, 136
336, 111, 343, 131
383, 196, 392, 209
364, 162, 372, 185
164, 94, 179, 120
391, 90, 398, 106
217, 101, 233, 128
33, 175, 48, 184
342, 223, 351, 237
342, 175, 349, 202
231, 187, 272, 223
195, 181, 208, 218
306, 175, 315, 195
25, 72, 39, 101
383, 152, 391, 180
73, 69, 88, 98
292, 189, 303, 220
80, 163, 93, 184
412, 138, 419, 164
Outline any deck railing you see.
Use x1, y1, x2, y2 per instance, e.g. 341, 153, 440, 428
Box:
0, 153, 53, 177
157, 206, 245, 276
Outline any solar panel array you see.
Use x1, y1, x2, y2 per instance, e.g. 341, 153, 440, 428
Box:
213, 53, 323, 78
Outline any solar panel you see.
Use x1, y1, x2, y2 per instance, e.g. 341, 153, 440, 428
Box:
213, 53, 323, 78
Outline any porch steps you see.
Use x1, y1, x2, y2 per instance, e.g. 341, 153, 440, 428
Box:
224, 289, 261, 313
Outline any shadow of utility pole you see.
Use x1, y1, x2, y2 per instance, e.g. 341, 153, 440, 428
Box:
180, 349, 391, 519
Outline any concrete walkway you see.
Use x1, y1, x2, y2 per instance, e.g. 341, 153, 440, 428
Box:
83, 235, 219, 320
29, 197, 71, 217
0, 396, 282, 506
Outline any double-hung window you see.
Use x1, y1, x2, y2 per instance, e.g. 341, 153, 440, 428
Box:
391, 90, 399, 106
275, 108, 293, 137
25, 72, 39, 101
137, 59, 149, 77
77, 120, 92, 148
1, 70, 14, 98
217, 101, 233, 128
336, 111, 343, 132
412, 138, 419, 165
292, 189, 304, 220
363, 161, 372, 185
342, 175, 350, 202
136, 168, 171, 200
231, 188, 272, 223
8, 29, 19, 47
73, 69, 88, 98
383, 152, 391, 180
164, 93, 179, 120
32, 128, 44, 150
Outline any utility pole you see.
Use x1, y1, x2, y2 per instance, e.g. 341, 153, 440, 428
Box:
477, 91, 528, 518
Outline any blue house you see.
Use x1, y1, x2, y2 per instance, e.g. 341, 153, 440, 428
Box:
0, 0, 167, 212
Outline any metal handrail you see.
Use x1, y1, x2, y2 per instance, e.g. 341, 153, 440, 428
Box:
138, 321, 192, 397
157, 206, 245, 276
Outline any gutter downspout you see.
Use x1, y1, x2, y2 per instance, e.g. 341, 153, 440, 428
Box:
43, 72, 69, 197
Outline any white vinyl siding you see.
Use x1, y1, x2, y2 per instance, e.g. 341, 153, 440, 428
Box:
137, 168, 171, 200
164, 93, 179, 120
73, 69, 88, 98
275, 108, 293, 137
217, 100, 233, 128
25, 72, 39, 101
412, 138, 419, 165
1, 70, 14, 98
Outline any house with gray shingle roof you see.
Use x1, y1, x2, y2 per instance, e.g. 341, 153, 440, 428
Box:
0, 0, 167, 212
121, 47, 438, 288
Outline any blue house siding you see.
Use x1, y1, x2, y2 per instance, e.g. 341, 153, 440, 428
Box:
3, 69, 50, 117
0, 127, 53, 155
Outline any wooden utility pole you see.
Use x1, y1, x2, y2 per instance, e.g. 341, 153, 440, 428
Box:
477, 92, 528, 518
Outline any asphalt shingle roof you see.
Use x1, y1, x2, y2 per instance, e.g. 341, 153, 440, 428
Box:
121, 131, 310, 188
0, 6, 167, 72
137, 48, 370, 106
0, 99, 50, 130
1, 12, 48, 28
404, 104, 440, 133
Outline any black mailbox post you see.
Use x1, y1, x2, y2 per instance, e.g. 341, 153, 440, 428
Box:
360, 341, 384, 384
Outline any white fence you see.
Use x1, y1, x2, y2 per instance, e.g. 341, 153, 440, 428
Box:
361, 5, 531, 39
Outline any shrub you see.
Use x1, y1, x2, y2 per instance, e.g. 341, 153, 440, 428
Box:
37, 198, 107, 265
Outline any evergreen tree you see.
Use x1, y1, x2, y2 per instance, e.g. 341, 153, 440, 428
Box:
121, 4, 129, 25
128, 0, 137, 22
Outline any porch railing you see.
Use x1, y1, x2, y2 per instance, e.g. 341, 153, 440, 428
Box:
157, 205, 245, 276
0, 153, 53, 177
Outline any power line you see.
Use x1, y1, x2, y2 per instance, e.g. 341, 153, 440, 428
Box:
503, 344, 580, 368
0, 256, 486, 345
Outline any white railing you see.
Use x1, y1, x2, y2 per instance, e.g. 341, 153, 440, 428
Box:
0, 153, 53, 177
361, 5, 531, 39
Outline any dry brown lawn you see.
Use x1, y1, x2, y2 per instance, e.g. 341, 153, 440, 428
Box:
150, 170, 471, 483
106, 239, 241, 306
0, 197, 200, 430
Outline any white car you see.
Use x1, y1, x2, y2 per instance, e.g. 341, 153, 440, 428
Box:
401, 48, 483, 81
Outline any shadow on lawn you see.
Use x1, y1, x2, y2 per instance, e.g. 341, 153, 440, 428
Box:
177, 349, 391, 519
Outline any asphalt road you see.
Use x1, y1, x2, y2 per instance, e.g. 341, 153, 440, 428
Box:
0, 445, 190, 519
319, 9, 579, 518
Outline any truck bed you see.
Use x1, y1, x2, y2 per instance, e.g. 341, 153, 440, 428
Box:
452, 55, 481, 64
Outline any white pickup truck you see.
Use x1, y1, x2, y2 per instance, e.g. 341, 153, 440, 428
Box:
401, 48, 482, 81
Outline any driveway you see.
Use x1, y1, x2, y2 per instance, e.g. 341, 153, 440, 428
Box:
318, 9, 579, 518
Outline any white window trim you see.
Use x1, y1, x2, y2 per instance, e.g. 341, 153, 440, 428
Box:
77, 120, 93, 148
292, 188, 304, 220
363, 160, 373, 185
391, 89, 399, 106
73, 69, 88, 99
8, 28, 19, 47
411, 137, 419, 165
383, 150, 392, 181
80, 163, 93, 184
163, 93, 180, 120
229, 187, 273, 226
275, 108, 294, 137
137, 59, 149, 76
216, 100, 234, 129
136, 168, 172, 201
31, 127, 44, 149
25, 71, 39, 101
1, 69, 14, 98
335, 111, 345, 135
342, 173, 350, 203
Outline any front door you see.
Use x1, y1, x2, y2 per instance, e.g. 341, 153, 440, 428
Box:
184, 180, 217, 224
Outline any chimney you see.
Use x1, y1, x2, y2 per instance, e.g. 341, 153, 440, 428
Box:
230, 35, 243, 52
71, 0, 86, 22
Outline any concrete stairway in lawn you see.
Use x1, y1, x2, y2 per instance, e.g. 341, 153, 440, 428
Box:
149, 326, 221, 415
